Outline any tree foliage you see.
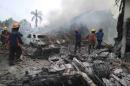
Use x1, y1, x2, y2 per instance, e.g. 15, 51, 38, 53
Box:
0, 18, 14, 28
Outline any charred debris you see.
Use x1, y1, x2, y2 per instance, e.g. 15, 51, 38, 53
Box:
0, 40, 130, 86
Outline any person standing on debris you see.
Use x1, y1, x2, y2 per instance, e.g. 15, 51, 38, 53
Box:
1, 27, 7, 48
96, 28, 104, 49
74, 29, 81, 54
5, 28, 10, 49
86, 29, 96, 54
8, 22, 23, 66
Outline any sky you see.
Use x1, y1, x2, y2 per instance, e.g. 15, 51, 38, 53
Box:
0, 0, 62, 22
0, 0, 117, 25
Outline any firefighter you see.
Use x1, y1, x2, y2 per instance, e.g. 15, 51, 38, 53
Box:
86, 29, 96, 54
74, 29, 81, 54
96, 28, 104, 49
4, 27, 10, 49
8, 22, 23, 66
1, 27, 7, 46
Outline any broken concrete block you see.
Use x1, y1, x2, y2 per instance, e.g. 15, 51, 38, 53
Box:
114, 68, 123, 75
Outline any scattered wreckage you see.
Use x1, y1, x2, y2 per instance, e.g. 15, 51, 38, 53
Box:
0, 44, 130, 86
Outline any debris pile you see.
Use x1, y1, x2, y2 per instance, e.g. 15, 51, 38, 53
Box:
22, 45, 60, 59
0, 45, 130, 86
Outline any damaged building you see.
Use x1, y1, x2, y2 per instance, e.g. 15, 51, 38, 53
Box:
115, 0, 130, 58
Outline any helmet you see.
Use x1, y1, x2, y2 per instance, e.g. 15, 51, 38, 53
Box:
12, 21, 20, 29
91, 29, 96, 32
3, 26, 8, 30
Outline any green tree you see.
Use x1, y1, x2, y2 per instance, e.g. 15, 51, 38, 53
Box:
2, 18, 13, 28
31, 9, 42, 27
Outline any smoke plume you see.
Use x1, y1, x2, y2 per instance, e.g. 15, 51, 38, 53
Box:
45, 0, 117, 44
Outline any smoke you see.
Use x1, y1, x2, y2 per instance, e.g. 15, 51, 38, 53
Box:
47, 0, 112, 28
45, 0, 117, 44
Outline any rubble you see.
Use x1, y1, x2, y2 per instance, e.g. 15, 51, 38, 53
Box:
22, 45, 60, 59
0, 44, 130, 86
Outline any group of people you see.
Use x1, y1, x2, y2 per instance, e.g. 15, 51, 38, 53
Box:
74, 28, 104, 54
1, 22, 104, 66
0, 22, 23, 66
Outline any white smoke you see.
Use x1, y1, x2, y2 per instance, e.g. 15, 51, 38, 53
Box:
47, 0, 112, 27
45, 0, 117, 44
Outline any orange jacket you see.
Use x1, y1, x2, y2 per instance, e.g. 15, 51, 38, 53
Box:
86, 33, 96, 43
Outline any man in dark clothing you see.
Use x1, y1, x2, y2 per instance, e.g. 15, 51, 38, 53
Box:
1, 30, 6, 46
74, 30, 81, 54
8, 22, 23, 66
96, 29, 104, 49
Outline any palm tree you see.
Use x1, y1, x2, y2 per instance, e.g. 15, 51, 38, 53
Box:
31, 9, 42, 27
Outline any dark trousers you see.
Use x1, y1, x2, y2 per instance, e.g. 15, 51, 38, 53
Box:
9, 46, 22, 65
88, 43, 95, 54
97, 40, 102, 49
74, 42, 81, 53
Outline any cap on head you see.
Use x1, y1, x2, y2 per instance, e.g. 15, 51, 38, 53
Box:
12, 21, 20, 29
